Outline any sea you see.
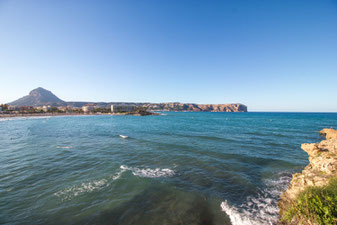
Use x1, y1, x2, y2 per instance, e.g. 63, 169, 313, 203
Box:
1, 112, 337, 225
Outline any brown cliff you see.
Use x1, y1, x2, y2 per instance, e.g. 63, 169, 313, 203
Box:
144, 103, 247, 112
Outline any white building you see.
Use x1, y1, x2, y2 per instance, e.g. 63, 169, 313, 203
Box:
111, 104, 137, 113
42, 106, 51, 112
82, 105, 95, 113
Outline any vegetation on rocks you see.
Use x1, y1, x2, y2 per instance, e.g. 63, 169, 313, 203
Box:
278, 128, 337, 225
282, 177, 337, 224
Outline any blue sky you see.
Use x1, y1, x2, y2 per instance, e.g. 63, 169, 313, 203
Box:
0, 0, 336, 111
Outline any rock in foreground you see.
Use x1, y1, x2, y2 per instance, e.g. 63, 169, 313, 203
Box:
278, 128, 337, 224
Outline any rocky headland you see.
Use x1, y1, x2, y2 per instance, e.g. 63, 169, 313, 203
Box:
7, 87, 248, 112
278, 128, 337, 224
143, 102, 247, 112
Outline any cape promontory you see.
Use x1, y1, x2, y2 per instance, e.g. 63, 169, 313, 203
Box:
7, 87, 248, 112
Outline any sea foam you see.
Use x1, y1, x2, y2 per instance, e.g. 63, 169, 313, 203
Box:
54, 168, 127, 200
54, 178, 108, 200
221, 172, 292, 225
56, 146, 72, 149
0, 116, 51, 122
120, 165, 175, 178
54, 165, 174, 200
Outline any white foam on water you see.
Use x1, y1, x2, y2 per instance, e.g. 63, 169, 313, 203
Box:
54, 178, 108, 200
56, 146, 72, 149
112, 166, 128, 180
54, 165, 174, 200
120, 165, 175, 178
54, 167, 128, 200
0, 116, 51, 122
221, 172, 292, 225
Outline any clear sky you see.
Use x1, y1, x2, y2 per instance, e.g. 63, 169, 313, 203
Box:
0, 0, 336, 112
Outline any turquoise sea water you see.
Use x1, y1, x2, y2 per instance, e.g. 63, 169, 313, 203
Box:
1, 112, 337, 225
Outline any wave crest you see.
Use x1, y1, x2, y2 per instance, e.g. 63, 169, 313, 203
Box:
221, 172, 292, 225
54, 167, 128, 200
120, 165, 175, 178
54, 179, 108, 200
54, 165, 174, 200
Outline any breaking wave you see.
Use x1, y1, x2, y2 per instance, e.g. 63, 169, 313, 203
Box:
221, 172, 292, 225
54, 167, 127, 200
120, 165, 175, 178
56, 146, 72, 149
54, 165, 174, 200
54, 178, 108, 200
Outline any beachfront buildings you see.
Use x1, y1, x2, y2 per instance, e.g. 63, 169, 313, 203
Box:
82, 105, 95, 113
42, 106, 51, 112
111, 104, 137, 113
8, 106, 19, 111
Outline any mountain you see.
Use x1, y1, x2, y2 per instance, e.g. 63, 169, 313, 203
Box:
8, 87, 248, 112
9, 87, 66, 106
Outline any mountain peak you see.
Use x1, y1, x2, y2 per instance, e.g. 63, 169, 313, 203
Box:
9, 87, 66, 106
31, 87, 46, 92
29, 87, 54, 96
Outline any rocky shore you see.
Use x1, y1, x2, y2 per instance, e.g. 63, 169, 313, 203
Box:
278, 128, 337, 224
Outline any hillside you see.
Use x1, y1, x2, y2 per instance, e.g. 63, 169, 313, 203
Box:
9, 87, 66, 106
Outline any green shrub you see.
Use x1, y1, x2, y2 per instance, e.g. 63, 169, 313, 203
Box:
283, 178, 337, 224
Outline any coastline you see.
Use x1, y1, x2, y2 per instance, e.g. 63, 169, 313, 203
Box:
0, 112, 107, 118
278, 128, 337, 224
0, 112, 160, 118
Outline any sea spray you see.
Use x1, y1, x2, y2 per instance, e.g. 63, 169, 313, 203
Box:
120, 165, 175, 178
221, 172, 292, 225
54, 165, 175, 200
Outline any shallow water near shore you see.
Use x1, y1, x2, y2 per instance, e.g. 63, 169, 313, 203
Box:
1, 112, 337, 225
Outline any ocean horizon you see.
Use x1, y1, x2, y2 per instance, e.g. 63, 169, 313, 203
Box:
1, 112, 337, 225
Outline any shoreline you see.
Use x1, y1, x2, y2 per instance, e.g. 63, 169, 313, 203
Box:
0, 112, 159, 118
0, 112, 105, 118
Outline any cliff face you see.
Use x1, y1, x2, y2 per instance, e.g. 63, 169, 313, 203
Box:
278, 128, 337, 223
144, 103, 247, 112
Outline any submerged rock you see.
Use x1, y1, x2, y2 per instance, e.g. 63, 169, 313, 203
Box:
278, 128, 337, 224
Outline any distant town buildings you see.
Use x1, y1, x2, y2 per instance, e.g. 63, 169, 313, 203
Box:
56, 106, 66, 112
8, 106, 19, 111
42, 106, 51, 112
111, 104, 137, 113
82, 105, 95, 113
